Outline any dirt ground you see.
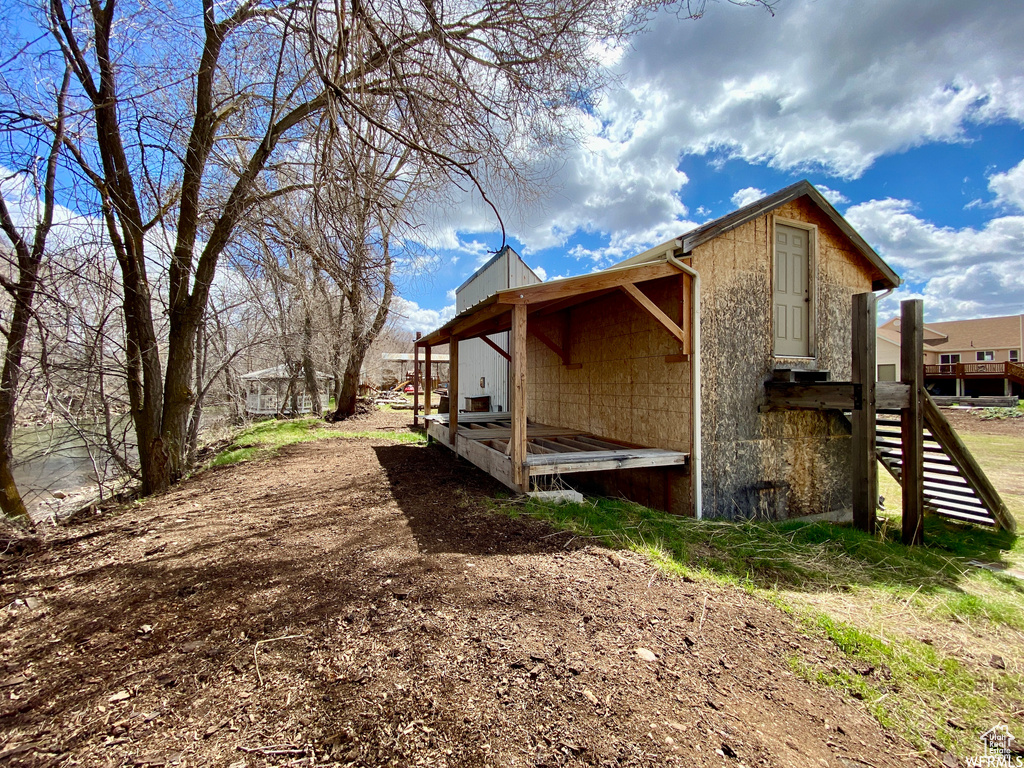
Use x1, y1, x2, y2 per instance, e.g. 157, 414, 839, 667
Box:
941, 407, 1024, 438
1, 409, 936, 767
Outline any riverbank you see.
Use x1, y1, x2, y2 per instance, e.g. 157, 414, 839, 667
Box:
0, 413, 926, 767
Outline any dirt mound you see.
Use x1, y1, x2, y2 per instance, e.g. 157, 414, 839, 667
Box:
0, 433, 926, 766
942, 407, 1024, 438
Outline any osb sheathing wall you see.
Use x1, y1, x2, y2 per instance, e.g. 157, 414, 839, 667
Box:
526, 276, 693, 515
692, 196, 875, 521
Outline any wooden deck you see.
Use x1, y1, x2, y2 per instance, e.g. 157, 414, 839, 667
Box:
424, 412, 688, 492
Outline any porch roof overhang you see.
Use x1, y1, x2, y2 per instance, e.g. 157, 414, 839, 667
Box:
416, 257, 684, 347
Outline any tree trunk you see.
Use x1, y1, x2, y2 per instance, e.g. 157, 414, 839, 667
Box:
335, 351, 364, 420
302, 310, 321, 416
0, 282, 35, 526
331, 245, 394, 420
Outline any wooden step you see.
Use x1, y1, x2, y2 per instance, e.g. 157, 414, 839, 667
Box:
925, 495, 992, 515
930, 507, 997, 526
923, 487, 985, 507
922, 474, 968, 488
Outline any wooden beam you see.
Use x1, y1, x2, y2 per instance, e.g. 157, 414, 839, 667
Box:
423, 345, 432, 418
456, 434, 517, 491
413, 333, 421, 427
534, 437, 584, 453
480, 334, 511, 361
497, 261, 680, 305
448, 336, 460, 445
552, 436, 607, 451
526, 449, 689, 476
450, 301, 509, 338
620, 283, 687, 346
509, 304, 528, 491
901, 299, 924, 545
531, 288, 617, 318
761, 381, 909, 411
530, 325, 569, 365
851, 292, 877, 534
678, 274, 692, 356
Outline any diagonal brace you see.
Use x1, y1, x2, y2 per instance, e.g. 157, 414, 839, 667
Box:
620, 283, 687, 346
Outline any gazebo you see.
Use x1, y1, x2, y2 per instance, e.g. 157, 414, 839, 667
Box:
241, 365, 334, 415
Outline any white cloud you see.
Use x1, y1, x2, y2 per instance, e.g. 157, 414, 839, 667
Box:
845, 198, 1024, 319
568, 217, 698, 266
531, 265, 547, 282
731, 187, 765, 208
815, 185, 850, 206
614, 0, 1024, 180
390, 297, 455, 333
420, 0, 1024, 264
988, 158, 1024, 212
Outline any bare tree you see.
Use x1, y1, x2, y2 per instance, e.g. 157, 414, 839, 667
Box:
0, 68, 69, 525
3, 0, 769, 501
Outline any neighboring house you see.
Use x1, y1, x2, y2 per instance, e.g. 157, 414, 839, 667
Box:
454, 246, 542, 412
877, 314, 1024, 397
416, 181, 902, 521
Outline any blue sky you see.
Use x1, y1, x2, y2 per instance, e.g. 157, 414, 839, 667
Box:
393, 0, 1024, 332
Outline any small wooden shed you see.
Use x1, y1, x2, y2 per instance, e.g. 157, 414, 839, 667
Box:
416, 181, 902, 521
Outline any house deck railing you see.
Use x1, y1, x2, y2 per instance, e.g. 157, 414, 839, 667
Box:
924, 362, 1023, 382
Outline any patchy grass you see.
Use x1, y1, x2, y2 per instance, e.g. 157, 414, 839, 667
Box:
512, 495, 1022, 596
506, 492, 1024, 759
789, 615, 1008, 756
209, 416, 425, 468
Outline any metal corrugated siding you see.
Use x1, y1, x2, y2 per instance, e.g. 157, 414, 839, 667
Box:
457, 333, 510, 412
454, 247, 540, 413
509, 257, 542, 292
456, 252, 509, 312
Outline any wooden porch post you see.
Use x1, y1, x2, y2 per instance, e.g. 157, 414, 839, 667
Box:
901, 299, 925, 545
510, 303, 528, 491
423, 345, 432, 418
448, 336, 459, 444
851, 292, 877, 533
413, 332, 421, 427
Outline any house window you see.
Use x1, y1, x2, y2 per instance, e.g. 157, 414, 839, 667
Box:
877, 364, 896, 382
976, 350, 994, 361
939, 354, 960, 365
1012, 350, 1020, 363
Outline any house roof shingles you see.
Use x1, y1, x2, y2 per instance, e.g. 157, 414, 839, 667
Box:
879, 314, 1024, 352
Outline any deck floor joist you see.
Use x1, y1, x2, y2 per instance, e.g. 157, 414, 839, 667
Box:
424, 413, 688, 490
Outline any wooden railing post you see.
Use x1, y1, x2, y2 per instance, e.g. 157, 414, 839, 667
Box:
423, 345, 432, 418
851, 292, 877, 533
413, 332, 421, 427
448, 336, 459, 445
509, 303, 528, 492
901, 299, 925, 545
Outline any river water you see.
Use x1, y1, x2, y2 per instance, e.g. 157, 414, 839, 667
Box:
12, 421, 136, 508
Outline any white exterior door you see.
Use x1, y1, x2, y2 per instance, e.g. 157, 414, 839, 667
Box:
774, 224, 810, 357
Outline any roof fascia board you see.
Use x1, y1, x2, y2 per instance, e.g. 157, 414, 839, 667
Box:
680, 180, 900, 290
417, 260, 681, 345
494, 260, 680, 305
